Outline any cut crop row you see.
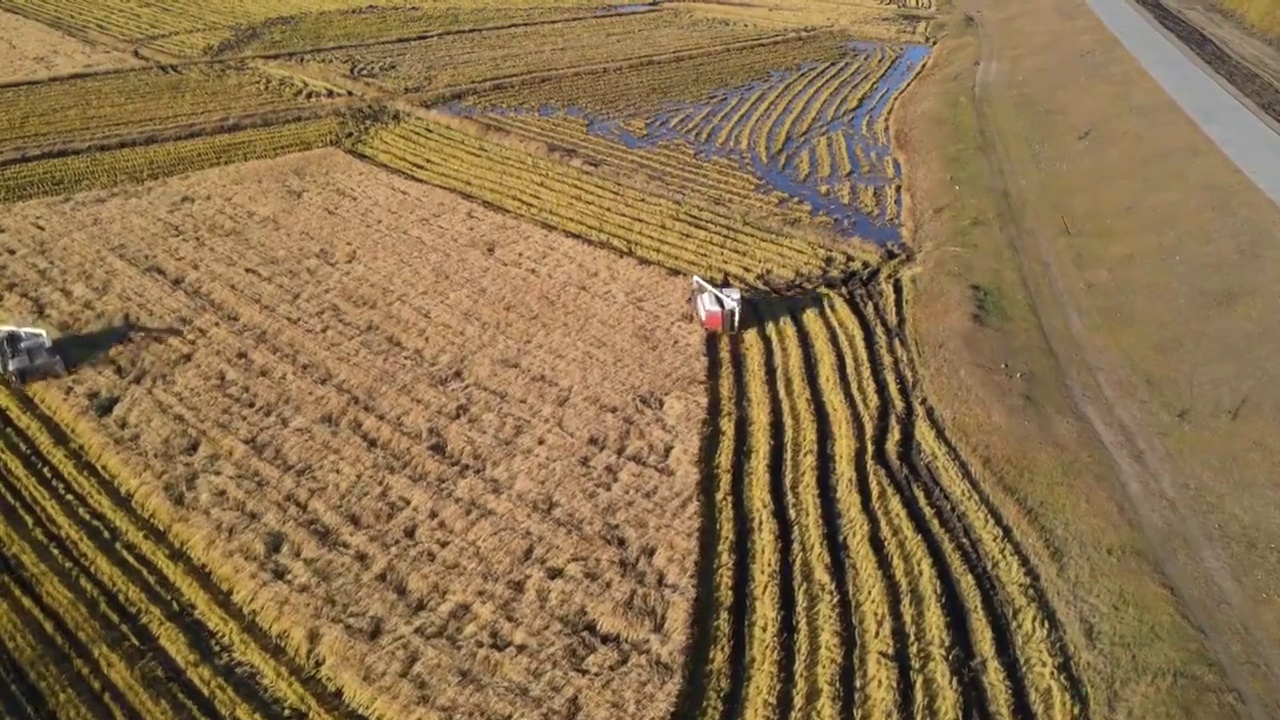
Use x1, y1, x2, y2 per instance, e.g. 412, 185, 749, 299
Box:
682, 285, 1088, 719
0, 65, 337, 159
352, 117, 862, 284
0, 0, 211, 40
0, 430, 221, 720
0, 390, 367, 720
464, 112, 817, 231
203, 5, 613, 58
0, 116, 347, 204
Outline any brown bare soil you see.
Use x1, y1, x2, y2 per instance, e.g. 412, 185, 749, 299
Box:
0, 10, 141, 84
0, 148, 706, 720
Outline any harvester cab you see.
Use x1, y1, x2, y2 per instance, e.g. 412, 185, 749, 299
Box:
691, 275, 743, 334
1, 326, 67, 387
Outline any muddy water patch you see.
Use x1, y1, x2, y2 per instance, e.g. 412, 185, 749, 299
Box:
448, 41, 931, 244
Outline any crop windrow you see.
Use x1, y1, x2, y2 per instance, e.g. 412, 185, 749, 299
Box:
0, 390, 368, 720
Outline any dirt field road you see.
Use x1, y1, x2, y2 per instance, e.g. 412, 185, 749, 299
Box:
963, 0, 1280, 717
1086, 0, 1280, 205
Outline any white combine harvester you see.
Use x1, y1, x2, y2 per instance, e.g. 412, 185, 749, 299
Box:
1, 326, 67, 387
691, 275, 742, 334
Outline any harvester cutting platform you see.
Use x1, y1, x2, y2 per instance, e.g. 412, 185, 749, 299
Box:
1, 326, 67, 387
692, 275, 742, 334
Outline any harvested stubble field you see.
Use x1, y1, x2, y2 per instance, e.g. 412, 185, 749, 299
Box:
0, 8, 142, 83
0, 1, 1104, 719
2, 149, 707, 720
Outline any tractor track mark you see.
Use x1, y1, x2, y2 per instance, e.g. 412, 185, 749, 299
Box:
888, 277, 1091, 715
790, 305, 859, 720
0, 633, 50, 720
815, 302, 913, 719
869, 287, 1025, 719
0, 431, 226, 719
758, 310, 800, 720
0, 391, 367, 720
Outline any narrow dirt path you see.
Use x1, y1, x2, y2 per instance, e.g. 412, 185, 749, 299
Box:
963, 5, 1280, 718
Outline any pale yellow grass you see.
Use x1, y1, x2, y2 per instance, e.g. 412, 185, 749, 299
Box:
0, 148, 706, 720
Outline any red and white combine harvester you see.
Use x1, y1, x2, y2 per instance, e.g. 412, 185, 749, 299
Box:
691, 275, 742, 334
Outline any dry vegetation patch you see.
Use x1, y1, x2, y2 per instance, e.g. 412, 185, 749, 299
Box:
0, 9, 141, 83
0, 148, 706, 720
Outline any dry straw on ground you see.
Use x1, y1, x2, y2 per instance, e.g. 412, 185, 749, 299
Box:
1, 148, 707, 720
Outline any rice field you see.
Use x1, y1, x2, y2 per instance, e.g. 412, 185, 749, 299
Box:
291, 10, 786, 96
453, 40, 929, 244
0, 0, 634, 56
0, 64, 346, 162
0, 115, 350, 203
350, 114, 866, 285
0, 3, 1093, 720
682, 280, 1085, 720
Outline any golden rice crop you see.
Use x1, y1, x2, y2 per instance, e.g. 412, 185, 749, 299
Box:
680, 284, 1088, 720
296, 10, 775, 95
0, 116, 347, 203
738, 326, 786, 720
0, 390, 364, 720
0, 65, 337, 160
459, 112, 818, 233
203, 5, 620, 58
351, 114, 865, 285
1, 0, 624, 56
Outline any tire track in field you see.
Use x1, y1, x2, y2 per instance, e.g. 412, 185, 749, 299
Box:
677, 281, 1088, 720
721, 333, 750, 720
883, 277, 1090, 716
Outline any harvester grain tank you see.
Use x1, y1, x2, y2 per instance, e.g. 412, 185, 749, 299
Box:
691, 275, 742, 334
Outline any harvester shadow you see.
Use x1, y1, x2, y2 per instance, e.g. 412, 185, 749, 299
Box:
53, 314, 183, 373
